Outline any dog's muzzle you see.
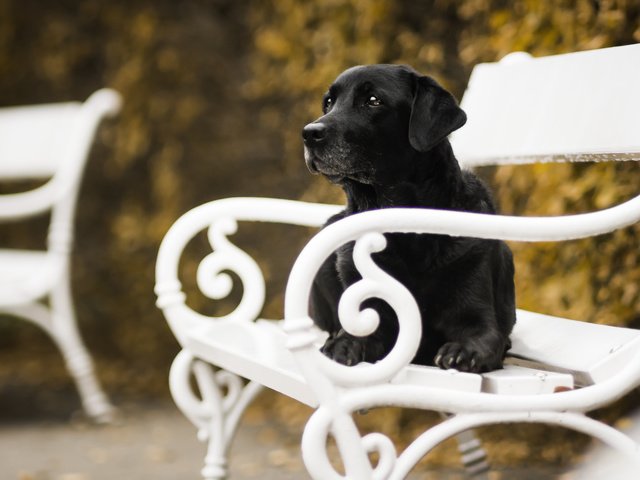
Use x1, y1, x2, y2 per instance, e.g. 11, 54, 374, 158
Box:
303, 146, 319, 173
302, 122, 327, 146
302, 122, 327, 174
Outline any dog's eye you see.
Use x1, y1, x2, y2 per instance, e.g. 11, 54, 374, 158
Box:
323, 97, 333, 113
366, 95, 383, 107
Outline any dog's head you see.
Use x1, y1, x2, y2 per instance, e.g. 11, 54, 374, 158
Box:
302, 64, 466, 184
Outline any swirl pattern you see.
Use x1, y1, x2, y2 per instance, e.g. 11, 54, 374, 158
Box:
195, 217, 265, 322
313, 232, 422, 387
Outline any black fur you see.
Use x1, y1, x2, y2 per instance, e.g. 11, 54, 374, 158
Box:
302, 64, 516, 373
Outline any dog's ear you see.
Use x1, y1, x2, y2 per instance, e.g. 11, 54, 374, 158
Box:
408, 75, 467, 152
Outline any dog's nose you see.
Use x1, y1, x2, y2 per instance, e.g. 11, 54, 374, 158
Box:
302, 122, 327, 145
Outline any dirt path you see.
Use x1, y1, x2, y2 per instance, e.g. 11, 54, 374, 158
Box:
1, 400, 614, 480
0, 402, 306, 480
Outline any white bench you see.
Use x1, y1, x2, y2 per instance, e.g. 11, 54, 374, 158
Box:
155, 44, 640, 479
0, 89, 121, 422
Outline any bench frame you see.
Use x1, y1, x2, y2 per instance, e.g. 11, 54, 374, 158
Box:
0, 90, 121, 422
155, 44, 640, 479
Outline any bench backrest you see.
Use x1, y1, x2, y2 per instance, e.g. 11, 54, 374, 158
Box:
451, 44, 640, 385
450, 43, 640, 167
0, 103, 83, 179
0, 89, 121, 252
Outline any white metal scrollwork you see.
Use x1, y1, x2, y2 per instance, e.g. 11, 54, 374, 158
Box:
196, 217, 265, 323
301, 405, 398, 480
169, 350, 262, 480
286, 232, 423, 479
292, 232, 422, 388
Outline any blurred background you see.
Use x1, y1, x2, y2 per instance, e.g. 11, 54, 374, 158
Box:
1, 0, 639, 475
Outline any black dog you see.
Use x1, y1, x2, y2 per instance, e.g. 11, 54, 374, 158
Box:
301, 64, 516, 373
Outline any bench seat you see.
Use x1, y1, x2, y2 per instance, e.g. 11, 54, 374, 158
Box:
0, 90, 121, 422
184, 307, 640, 407
156, 43, 640, 480
508, 310, 640, 386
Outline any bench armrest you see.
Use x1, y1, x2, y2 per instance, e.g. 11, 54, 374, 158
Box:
155, 197, 342, 345
0, 89, 122, 221
283, 193, 640, 398
0, 180, 62, 221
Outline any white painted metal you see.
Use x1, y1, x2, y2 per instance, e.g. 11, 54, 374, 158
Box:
0, 102, 81, 178
155, 195, 640, 478
481, 365, 574, 395
509, 309, 640, 386
0, 89, 121, 422
388, 411, 640, 480
185, 318, 490, 407
169, 349, 263, 480
450, 43, 640, 167
155, 43, 640, 479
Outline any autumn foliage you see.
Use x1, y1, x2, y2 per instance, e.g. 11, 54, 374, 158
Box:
0, 0, 639, 467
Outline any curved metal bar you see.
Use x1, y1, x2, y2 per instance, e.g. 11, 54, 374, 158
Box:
313, 233, 422, 387
156, 197, 341, 295
194, 217, 266, 324
302, 407, 640, 480
284, 195, 640, 408
192, 360, 227, 480
222, 378, 263, 449
169, 350, 211, 433
0, 89, 121, 222
335, 344, 640, 415
285, 198, 640, 325
0, 292, 113, 422
168, 350, 265, 480
154, 198, 342, 340
390, 411, 640, 480
0, 302, 54, 336
0, 179, 65, 220
302, 406, 376, 480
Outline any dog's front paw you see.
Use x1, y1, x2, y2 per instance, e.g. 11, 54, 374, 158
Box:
434, 342, 500, 373
321, 332, 366, 366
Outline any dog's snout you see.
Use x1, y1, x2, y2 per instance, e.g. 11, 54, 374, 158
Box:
302, 122, 327, 145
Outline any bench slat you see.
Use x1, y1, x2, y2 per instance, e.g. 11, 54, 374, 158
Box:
451, 44, 640, 167
185, 317, 581, 406
508, 309, 640, 386
482, 365, 573, 394
186, 320, 317, 406
0, 103, 81, 179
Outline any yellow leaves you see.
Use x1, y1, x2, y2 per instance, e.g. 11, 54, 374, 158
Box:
131, 10, 157, 45
489, 10, 511, 29
113, 114, 150, 166
458, 0, 637, 66
40, 52, 69, 82
255, 29, 292, 60
111, 206, 146, 251
245, 0, 640, 337
174, 95, 204, 127
493, 160, 640, 330
156, 48, 180, 73
457, 0, 491, 20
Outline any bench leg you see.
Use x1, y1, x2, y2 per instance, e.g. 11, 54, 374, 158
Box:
50, 278, 115, 422
302, 408, 490, 479
303, 407, 640, 479
169, 349, 263, 480
440, 413, 489, 478
392, 411, 640, 478
452, 429, 490, 478
0, 288, 114, 423
302, 405, 391, 480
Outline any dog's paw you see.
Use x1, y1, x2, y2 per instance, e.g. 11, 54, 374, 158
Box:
434, 342, 500, 373
321, 332, 366, 366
